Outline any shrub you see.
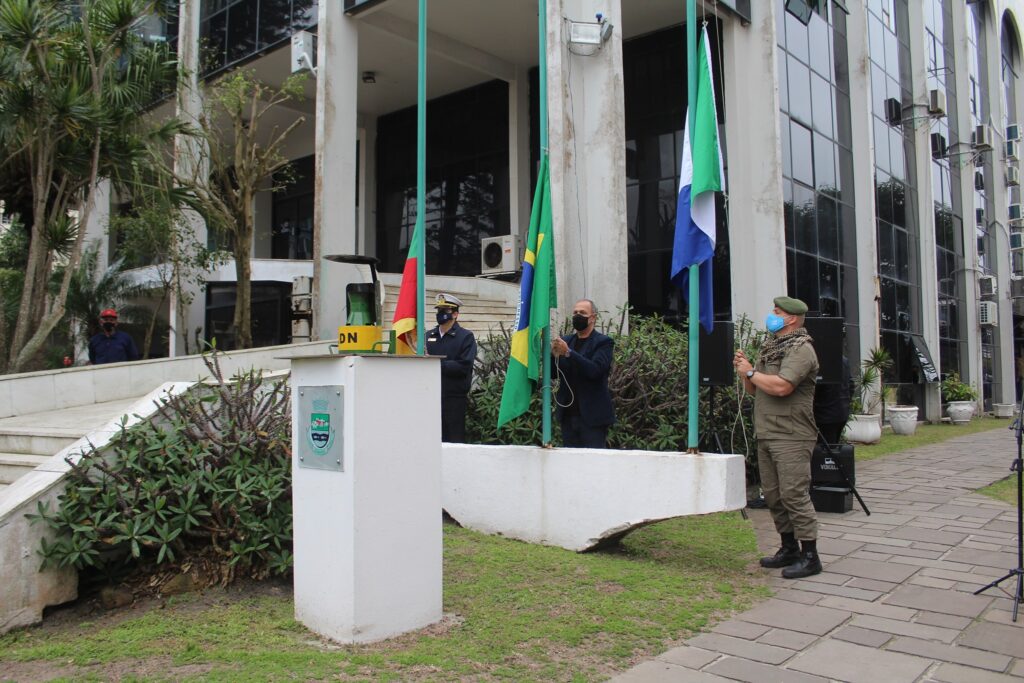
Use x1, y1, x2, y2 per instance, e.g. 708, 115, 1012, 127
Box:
941, 372, 978, 402
28, 353, 293, 585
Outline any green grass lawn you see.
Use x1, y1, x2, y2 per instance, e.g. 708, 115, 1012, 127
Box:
855, 416, 1010, 461
977, 474, 1020, 506
0, 513, 768, 682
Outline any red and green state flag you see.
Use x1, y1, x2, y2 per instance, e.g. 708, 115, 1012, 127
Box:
498, 154, 557, 428
391, 219, 423, 355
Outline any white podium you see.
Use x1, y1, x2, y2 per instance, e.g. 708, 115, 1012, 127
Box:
290, 353, 442, 643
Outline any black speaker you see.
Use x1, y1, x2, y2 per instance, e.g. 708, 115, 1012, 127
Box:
699, 322, 734, 387
803, 317, 844, 384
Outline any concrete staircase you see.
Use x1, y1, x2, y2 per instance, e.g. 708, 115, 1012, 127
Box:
381, 282, 519, 340
0, 398, 143, 492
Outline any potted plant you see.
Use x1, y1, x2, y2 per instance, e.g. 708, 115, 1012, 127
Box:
941, 372, 978, 424
843, 348, 893, 444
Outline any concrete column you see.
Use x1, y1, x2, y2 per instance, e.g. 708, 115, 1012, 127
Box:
905, 1, 942, 421
982, 5, 1016, 403
722, 3, 787, 321
509, 65, 532, 243
546, 0, 628, 322
845, 0, 882, 367
313, 4, 359, 341
950, 0, 983, 397
174, 0, 209, 357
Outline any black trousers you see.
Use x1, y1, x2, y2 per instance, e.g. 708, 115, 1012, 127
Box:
561, 414, 609, 448
817, 422, 845, 447
441, 395, 468, 443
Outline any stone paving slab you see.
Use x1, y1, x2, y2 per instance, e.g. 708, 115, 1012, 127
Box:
612, 428, 1022, 683
788, 639, 933, 683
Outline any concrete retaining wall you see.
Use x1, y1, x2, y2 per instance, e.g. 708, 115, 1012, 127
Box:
0, 383, 193, 633
442, 444, 747, 551
0, 341, 330, 419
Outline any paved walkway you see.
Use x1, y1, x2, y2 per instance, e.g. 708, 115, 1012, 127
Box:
612, 426, 1023, 683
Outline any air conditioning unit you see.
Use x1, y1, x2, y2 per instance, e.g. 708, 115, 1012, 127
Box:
973, 124, 994, 151
1012, 277, 1024, 299
928, 88, 947, 117
975, 170, 986, 191
1008, 140, 1020, 161
930, 132, 947, 158
480, 234, 524, 275
976, 207, 986, 225
1008, 123, 1021, 142
292, 276, 312, 295
978, 274, 997, 297
978, 300, 998, 326
1008, 166, 1021, 187
1011, 203, 1023, 221
884, 97, 903, 126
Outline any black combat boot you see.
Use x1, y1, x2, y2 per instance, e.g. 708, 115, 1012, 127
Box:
781, 540, 823, 579
759, 533, 801, 568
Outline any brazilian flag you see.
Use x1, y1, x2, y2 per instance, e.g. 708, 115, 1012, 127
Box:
497, 154, 557, 428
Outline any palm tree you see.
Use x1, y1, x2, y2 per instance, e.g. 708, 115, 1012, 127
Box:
66, 245, 147, 352
0, 0, 186, 373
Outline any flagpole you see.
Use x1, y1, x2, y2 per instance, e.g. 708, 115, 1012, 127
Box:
415, 0, 427, 355
540, 0, 552, 446
686, 0, 700, 452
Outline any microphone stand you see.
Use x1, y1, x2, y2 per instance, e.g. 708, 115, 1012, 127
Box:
973, 390, 1024, 622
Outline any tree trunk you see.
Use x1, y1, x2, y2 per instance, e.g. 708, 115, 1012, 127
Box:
232, 242, 252, 349
142, 290, 167, 360
7, 160, 53, 370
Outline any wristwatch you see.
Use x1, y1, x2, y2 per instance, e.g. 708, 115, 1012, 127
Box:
746, 369, 756, 379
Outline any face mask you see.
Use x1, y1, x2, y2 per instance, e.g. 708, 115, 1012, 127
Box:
436, 310, 453, 325
572, 314, 590, 331
102, 322, 116, 332
765, 313, 785, 334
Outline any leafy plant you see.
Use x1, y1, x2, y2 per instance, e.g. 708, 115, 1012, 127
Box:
851, 347, 893, 415
941, 371, 978, 402
28, 352, 293, 585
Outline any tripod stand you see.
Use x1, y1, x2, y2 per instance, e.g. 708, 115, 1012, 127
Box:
973, 391, 1024, 622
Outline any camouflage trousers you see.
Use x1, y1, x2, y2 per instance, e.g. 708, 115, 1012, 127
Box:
757, 439, 818, 541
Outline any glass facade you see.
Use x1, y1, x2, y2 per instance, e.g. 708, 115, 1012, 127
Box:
621, 24, 731, 322
200, 0, 317, 75
776, 1, 858, 358
925, 0, 967, 380
205, 282, 293, 349
867, 0, 924, 397
376, 80, 510, 276
272, 155, 315, 260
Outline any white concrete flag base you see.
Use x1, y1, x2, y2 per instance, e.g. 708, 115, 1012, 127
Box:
290, 355, 442, 643
442, 444, 746, 552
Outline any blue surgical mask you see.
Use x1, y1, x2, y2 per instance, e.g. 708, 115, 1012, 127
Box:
765, 313, 785, 334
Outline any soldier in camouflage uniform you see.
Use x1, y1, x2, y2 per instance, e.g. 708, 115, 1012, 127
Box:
733, 296, 822, 579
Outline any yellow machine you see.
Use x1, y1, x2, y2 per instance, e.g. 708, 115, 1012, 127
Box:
325, 254, 393, 353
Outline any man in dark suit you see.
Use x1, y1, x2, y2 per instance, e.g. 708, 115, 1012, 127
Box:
551, 299, 614, 448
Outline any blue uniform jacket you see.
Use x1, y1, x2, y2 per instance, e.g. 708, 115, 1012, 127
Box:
88, 330, 141, 365
425, 322, 477, 398
554, 330, 615, 427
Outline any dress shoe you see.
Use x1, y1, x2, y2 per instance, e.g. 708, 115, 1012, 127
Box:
781, 550, 823, 579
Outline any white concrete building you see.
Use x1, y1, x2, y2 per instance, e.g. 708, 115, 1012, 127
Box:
85, 0, 1024, 415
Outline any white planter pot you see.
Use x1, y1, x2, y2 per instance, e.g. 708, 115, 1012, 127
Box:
844, 414, 881, 444
888, 405, 919, 435
947, 401, 976, 425
992, 403, 1016, 419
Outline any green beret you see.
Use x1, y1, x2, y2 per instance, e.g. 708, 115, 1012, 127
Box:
773, 296, 808, 315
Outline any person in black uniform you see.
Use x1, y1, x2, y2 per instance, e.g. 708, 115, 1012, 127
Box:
425, 293, 477, 443
88, 308, 141, 365
552, 299, 615, 448
813, 356, 853, 446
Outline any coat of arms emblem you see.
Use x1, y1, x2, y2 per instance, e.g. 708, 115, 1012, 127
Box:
307, 398, 336, 455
